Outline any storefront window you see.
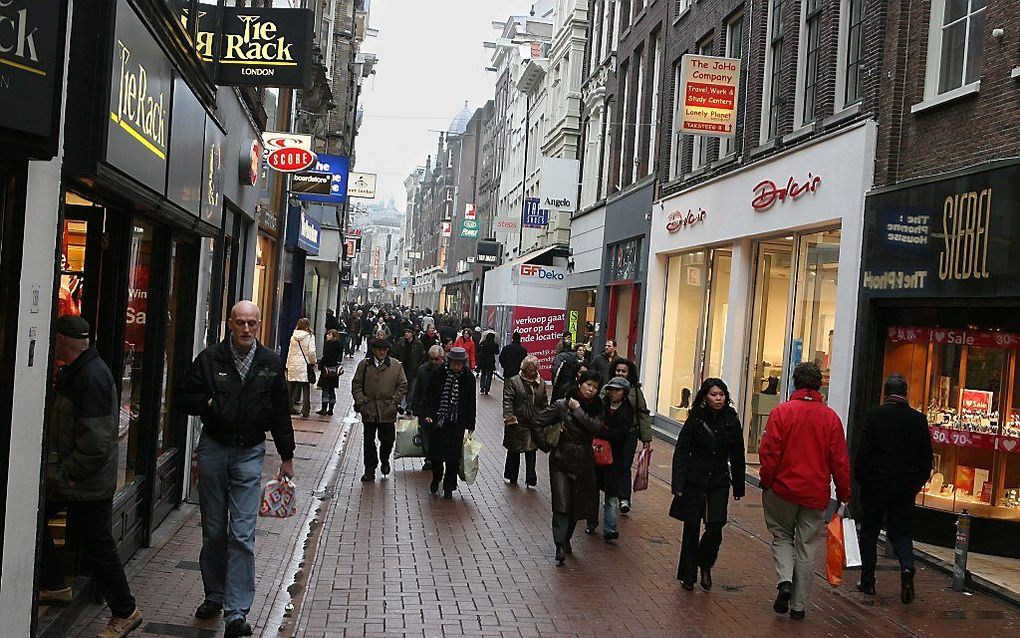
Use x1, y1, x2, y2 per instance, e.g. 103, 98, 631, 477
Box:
59, 220, 88, 319
790, 230, 840, 399
157, 241, 185, 455
884, 327, 1020, 518
658, 251, 709, 421
567, 289, 597, 347
704, 250, 731, 379
746, 240, 793, 455
119, 221, 153, 490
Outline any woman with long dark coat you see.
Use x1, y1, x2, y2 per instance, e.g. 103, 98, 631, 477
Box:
476, 332, 499, 395
315, 329, 344, 415
670, 378, 746, 591
535, 371, 603, 565
420, 347, 477, 499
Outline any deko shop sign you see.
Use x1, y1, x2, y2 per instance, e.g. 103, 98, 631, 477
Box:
106, 0, 172, 195
512, 264, 566, 288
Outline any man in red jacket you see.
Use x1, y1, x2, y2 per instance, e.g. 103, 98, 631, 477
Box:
759, 362, 851, 621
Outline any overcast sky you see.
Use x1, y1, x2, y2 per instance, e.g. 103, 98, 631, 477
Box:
354, 0, 531, 209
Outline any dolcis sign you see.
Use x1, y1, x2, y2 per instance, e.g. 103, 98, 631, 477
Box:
751, 173, 822, 212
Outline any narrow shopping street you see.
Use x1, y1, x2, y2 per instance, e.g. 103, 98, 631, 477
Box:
64, 374, 1020, 638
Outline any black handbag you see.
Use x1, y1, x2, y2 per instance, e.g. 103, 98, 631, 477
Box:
298, 338, 316, 384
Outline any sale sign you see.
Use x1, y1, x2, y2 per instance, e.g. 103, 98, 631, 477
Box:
960, 389, 994, 414
679, 54, 740, 137
511, 306, 566, 381
930, 426, 996, 451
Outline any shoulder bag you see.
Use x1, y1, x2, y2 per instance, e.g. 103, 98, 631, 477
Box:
297, 337, 316, 385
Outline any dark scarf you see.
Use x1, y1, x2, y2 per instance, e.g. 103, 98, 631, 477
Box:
436, 366, 463, 428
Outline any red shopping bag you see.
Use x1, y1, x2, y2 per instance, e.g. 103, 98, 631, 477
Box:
633, 447, 652, 492
826, 512, 845, 587
259, 477, 298, 518
592, 438, 613, 466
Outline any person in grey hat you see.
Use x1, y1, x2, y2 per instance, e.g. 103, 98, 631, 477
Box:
585, 376, 632, 541
419, 347, 476, 498
352, 338, 408, 481
39, 315, 143, 637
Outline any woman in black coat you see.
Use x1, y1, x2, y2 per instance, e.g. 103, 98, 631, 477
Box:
476, 332, 499, 395
535, 371, 604, 565
316, 329, 344, 415
586, 376, 633, 541
670, 378, 746, 591
420, 347, 477, 499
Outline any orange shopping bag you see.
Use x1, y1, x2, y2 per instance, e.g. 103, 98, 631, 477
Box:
826, 512, 845, 587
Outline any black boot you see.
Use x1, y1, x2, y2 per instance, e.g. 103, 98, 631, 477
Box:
555, 544, 566, 565
901, 567, 916, 604
327, 403, 334, 415
700, 566, 712, 591
316, 404, 328, 415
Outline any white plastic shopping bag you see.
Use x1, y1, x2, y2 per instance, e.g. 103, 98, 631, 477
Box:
843, 516, 862, 568
259, 477, 298, 518
459, 432, 482, 484
394, 417, 425, 459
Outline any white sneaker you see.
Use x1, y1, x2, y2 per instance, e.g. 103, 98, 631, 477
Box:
620, 499, 631, 514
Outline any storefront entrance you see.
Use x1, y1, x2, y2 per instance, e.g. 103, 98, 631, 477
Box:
566, 289, 597, 348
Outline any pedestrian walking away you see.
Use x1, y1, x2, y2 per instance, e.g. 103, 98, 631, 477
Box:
759, 362, 851, 621
498, 332, 528, 380
586, 376, 632, 541
476, 331, 499, 395
352, 338, 407, 481
419, 347, 477, 498
669, 378, 745, 591
179, 301, 296, 638
316, 329, 344, 416
409, 345, 446, 471
286, 317, 317, 418
611, 358, 652, 514
38, 315, 143, 638
534, 371, 603, 565
854, 373, 933, 604
502, 355, 548, 487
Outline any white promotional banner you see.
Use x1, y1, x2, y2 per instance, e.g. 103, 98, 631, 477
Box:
678, 54, 740, 137
539, 157, 580, 212
348, 172, 377, 198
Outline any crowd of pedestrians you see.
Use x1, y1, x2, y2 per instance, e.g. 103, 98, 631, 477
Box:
38, 300, 935, 637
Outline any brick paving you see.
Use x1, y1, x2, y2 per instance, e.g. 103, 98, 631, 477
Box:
292, 376, 1020, 638
68, 376, 356, 638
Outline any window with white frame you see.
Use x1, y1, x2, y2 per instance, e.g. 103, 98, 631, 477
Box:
617, 64, 629, 191
841, 0, 865, 106
670, 63, 684, 179
762, 0, 785, 141
676, 0, 692, 16
926, 0, 986, 96
721, 13, 744, 157
798, 0, 822, 126
632, 47, 644, 184
603, 100, 614, 197
691, 37, 715, 171
647, 34, 661, 175
613, 0, 622, 50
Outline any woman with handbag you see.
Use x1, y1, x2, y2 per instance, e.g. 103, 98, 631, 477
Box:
316, 329, 344, 416
286, 317, 317, 418
501, 355, 547, 487
585, 376, 632, 541
670, 378, 746, 591
534, 370, 604, 565
420, 347, 477, 499
611, 358, 653, 514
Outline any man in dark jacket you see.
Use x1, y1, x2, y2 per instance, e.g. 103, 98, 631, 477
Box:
410, 345, 445, 470
498, 332, 528, 379
392, 328, 424, 403
590, 340, 617, 381
179, 301, 295, 638
351, 339, 408, 481
39, 316, 142, 637
325, 308, 340, 332
854, 374, 933, 604
554, 331, 572, 355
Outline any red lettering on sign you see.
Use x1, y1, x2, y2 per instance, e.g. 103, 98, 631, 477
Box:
751, 173, 822, 211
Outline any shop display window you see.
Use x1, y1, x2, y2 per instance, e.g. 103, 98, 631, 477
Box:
119, 222, 152, 490
883, 326, 1020, 520
59, 220, 88, 319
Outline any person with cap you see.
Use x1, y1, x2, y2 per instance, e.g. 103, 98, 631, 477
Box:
38, 315, 143, 638
585, 376, 632, 541
498, 332, 528, 380
502, 355, 548, 486
670, 378, 745, 593
419, 347, 477, 498
178, 301, 295, 638
410, 345, 446, 471
351, 338, 408, 482
611, 358, 653, 514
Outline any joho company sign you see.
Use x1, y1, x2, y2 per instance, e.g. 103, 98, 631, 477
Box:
679, 54, 740, 137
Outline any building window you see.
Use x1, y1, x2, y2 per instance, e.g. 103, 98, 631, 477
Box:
721, 14, 744, 157
632, 47, 644, 184
691, 37, 715, 171
842, 0, 865, 105
676, 0, 692, 16
926, 0, 986, 96
603, 99, 614, 196
670, 63, 684, 180
799, 0, 822, 126
762, 0, 785, 142
617, 61, 629, 190
647, 34, 661, 175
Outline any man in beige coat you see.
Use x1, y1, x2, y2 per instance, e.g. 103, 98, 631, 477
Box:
352, 338, 408, 481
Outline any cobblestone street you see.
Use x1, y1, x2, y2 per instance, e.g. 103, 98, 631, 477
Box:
67, 375, 1020, 638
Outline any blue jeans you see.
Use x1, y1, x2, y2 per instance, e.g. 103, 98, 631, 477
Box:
589, 495, 620, 535
198, 436, 266, 623
479, 369, 494, 393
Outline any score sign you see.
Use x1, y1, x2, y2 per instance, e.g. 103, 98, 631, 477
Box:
263, 132, 316, 172
679, 54, 740, 137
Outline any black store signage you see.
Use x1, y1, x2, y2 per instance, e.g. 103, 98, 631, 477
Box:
201, 116, 225, 228
106, 0, 172, 195
476, 239, 502, 266
861, 163, 1020, 299
166, 75, 205, 216
0, 0, 68, 157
